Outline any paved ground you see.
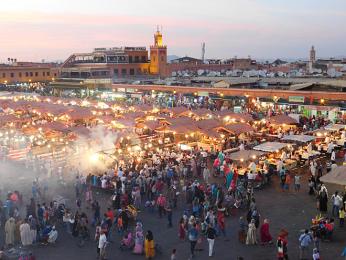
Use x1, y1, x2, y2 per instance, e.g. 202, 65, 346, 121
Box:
0, 162, 345, 260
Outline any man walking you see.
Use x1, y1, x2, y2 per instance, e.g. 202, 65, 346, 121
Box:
206, 223, 216, 257
298, 229, 312, 260
188, 223, 199, 258
331, 191, 342, 217
98, 230, 108, 260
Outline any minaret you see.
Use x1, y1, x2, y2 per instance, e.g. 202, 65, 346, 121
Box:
309, 45, 316, 73
310, 46, 316, 63
150, 26, 167, 77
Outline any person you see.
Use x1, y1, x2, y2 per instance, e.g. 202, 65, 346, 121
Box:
47, 226, 58, 244
179, 217, 186, 240
171, 248, 177, 260
20, 219, 32, 246
206, 223, 216, 257
133, 222, 144, 254
277, 229, 288, 260
203, 167, 211, 184
144, 230, 155, 259
246, 219, 257, 245
331, 191, 342, 217
238, 216, 247, 244
299, 229, 312, 260
166, 202, 173, 228
294, 174, 301, 192
312, 248, 320, 260
156, 194, 166, 218
98, 230, 108, 260
188, 223, 199, 258
4, 217, 15, 246
285, 174, 291, 191
339, 207, 345, 227
260, 219, 272, 245
318, 189, 328, 213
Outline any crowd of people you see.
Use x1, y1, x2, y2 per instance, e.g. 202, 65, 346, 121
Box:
0, 113, 346, 259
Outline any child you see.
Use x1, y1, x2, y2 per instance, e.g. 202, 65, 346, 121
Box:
117, 215, 123, 235
312, 248, 320, 260
171, 248, 177, 260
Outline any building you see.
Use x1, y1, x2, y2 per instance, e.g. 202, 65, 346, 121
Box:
0, 62, 59, 84
59, 29, 167, 79
52, 29, 168, 92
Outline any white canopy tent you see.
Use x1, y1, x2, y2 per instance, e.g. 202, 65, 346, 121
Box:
227, 150, 265, 161
320, 165, 346, 186
253, 142, 289, 152
281, 134, 316, 143
324, 124, 346, 131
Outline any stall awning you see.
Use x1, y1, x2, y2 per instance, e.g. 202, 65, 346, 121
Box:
281, 134, 315, 143
227, 150, 265, 161
324, 124, 346, 131
320, 165, 346, 185
218, 123, 254, 135
253, 142, 289, 152
268, 114, 297, 125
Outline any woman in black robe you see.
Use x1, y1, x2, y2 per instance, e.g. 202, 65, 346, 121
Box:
319, 191, 328, 212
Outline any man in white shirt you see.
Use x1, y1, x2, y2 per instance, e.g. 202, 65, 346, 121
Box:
98, 231, 108, 259
331, 191, 342, 217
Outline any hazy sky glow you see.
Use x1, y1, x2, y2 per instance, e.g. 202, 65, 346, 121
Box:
1, 0, 345, 62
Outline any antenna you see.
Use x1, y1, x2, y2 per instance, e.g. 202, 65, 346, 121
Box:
201, 42, 205, 62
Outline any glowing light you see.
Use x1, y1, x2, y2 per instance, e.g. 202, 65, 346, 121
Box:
90, 153, 99, 163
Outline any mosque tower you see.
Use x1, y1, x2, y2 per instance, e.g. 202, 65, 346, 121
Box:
150, 26, 167, 77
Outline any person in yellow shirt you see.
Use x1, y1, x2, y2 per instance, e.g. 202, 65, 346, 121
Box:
339, 207, 345, 227
144, 230, 155, 259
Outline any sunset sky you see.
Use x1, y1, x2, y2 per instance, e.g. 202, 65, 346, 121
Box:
1, 0, 345, 62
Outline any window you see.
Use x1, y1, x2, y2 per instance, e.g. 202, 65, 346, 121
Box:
135, 56, 139, 63
129, 68, 135, 75
137, 68, 141, 74
141, 56, 146, 62
35, 72, 38, 77
54, 73, 57, 77
114, 69, 119, 75
25, 72, 29, 77
153, 56, 156, 62
30, 72, 33, 77
161, 56, 164, 62
43, 72, 46, 76
2, 73, 6, 78
129, 56, 133, 63
10, 73, 14, 78
121, 68, 127, 75
47, 72, 50, 76
19, 72, 22, 77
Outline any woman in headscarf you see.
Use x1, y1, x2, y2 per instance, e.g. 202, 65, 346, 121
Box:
20, 219, 32, 246
144, 230, 155, 259
260, 219, 273, 245
246, 219, 257, 245
4, 217, 16, 246
133, 222, 144, 254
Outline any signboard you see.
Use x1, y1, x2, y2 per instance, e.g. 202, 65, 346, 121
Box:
288, 96, 305, 103
197, 91, 209, 97
85, 78, 112, 84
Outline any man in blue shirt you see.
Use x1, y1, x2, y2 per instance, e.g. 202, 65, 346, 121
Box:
299, 229, 312, 260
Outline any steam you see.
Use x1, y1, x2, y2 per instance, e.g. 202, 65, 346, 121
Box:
70, 125, 119, 173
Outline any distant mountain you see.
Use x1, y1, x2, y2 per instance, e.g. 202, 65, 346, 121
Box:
167, 55, 180, 62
